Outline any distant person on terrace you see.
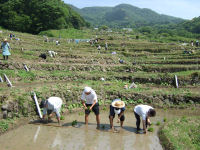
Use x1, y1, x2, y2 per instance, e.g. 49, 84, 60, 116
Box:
81, 87, 100, 129
134, 104, 156, 134
1, 39, 11, 60
105, 42, 108, 50
9, 33, 13, 40
196, 40, 199, 47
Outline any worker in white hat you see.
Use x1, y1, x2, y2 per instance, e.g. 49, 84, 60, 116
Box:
109, 99, 125, 129
81, 87, 100, 128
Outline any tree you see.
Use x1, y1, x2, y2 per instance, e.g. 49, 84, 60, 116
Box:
99, 25, 109, 30
0, 0, 88, 34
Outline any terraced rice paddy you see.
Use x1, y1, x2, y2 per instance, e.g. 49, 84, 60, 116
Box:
0, 29, 199, 149
0, 29, 199, 103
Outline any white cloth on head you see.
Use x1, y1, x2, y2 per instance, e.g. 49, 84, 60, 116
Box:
134, 105, 153, 120
114, 108, 121, 115
81, 88, 97, 104
84, 87, 92, 93
43, 97, 63, 117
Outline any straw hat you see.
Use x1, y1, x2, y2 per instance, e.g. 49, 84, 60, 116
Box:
3, 38, 8, 42
111, 100, 125, 108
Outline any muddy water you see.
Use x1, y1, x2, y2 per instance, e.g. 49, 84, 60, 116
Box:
0, 108, 199, 150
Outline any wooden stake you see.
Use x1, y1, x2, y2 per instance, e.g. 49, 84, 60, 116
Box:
32, 91, 43, 119
3, 74, 13, 87
0, 76, 3, 82
175, 75, 179, 88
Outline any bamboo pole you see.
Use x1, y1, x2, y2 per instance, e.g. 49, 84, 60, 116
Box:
3, 74, 12, 87
175, 75, 179, 88
32, 92, 43, 119
0, 76, 3, 82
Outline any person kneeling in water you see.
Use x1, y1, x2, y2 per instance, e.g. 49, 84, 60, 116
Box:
40, 97, 63, 124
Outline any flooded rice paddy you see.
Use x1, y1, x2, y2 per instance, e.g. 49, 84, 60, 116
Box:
0, 108, 199, 150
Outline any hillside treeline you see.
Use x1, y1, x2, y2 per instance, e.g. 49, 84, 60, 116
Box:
72, 4, 184, 29
0, 0, 88, 34
70, 4, 200, 38
138, 16, 200, 39
181, 17, 200, 34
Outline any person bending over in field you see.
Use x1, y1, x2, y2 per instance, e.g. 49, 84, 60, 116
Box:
81, 87, 100, 129
40, 97, 63, 124
109, 99, 125, 130
134, 104, 156, 134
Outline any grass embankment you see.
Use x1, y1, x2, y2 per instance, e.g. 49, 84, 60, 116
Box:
39, 28, 91, 39
159, 116, 200, 150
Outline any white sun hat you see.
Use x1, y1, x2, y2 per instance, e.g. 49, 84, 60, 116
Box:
84, 87, 92, 93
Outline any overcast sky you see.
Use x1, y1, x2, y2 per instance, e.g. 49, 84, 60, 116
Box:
64, 0, 200, 20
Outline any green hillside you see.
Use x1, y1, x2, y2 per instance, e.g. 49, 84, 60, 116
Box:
180, 16, 200, 34
0, 0, 88, 34
71, 4, 184, 28
148, 16, 200, 38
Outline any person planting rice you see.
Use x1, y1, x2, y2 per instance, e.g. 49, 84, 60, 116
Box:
81, 87, 100, 129
40, 97, 63, 124
109, 99, 125, 129
134, 104, 156, 134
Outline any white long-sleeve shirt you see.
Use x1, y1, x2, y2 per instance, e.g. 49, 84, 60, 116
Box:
43, 97, 62, 117
134, 105, 153, 120
81, 89, 97, 104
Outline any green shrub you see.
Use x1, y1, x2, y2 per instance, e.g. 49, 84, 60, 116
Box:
0, 120, 9, 131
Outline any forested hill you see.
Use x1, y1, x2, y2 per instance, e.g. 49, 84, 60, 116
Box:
179, 17, 200, 34
0, 0, 88, 34
70, 4, 184, 28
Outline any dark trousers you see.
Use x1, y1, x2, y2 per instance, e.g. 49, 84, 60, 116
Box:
134, 112, 147, 130
3, 55, 8, 60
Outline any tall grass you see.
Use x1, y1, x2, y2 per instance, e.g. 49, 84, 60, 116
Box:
159, 116, 200, 150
